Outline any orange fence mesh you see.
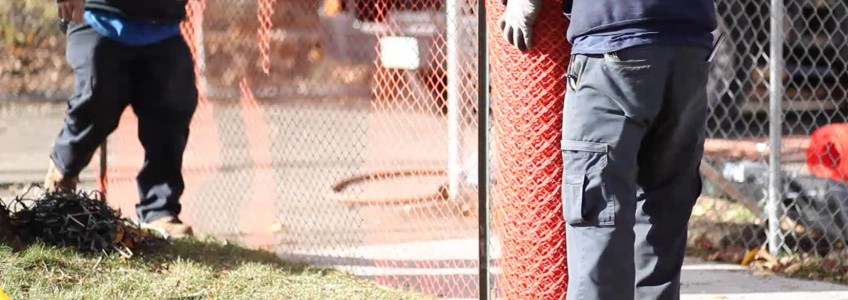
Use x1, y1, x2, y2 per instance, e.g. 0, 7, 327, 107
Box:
86, 0, 574, 298
487, 0, 569, 298
98, 0, 486, 298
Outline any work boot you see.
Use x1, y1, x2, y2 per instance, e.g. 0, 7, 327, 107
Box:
141, 216, 194, 239
44, 160, 78, 193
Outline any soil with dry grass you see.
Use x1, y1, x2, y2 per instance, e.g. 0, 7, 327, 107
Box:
0, 238, 433, 300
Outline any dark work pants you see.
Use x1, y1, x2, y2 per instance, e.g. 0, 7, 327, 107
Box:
562, 45, 710, 300
51, 24, 198, 223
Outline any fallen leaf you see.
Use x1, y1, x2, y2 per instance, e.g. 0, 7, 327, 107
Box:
756, 248, 780, 266
750, 260, 769, 271
821, 259, 839, 272
783, 262, 803, 275
779, 256, 795, 266
741, 248, 759, 266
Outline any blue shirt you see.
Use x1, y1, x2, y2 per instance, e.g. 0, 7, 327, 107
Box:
84, 9, 181, 46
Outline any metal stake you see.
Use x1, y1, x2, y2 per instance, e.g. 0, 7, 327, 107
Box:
477, 0, 490, 298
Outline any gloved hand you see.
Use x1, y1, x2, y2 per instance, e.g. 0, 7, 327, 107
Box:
497, 0, 542, 51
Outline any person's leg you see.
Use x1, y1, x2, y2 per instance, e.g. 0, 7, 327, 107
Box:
130, 35, 198, 229
563, 45, 674, 300
48, 24, 132, 191
633, 45, 711, 300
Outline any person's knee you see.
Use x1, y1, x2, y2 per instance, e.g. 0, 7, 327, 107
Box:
640, 167, 702, 209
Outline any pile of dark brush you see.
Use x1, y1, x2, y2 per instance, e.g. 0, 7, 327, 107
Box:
0, 200, 14, 244
0, 186, 161, 256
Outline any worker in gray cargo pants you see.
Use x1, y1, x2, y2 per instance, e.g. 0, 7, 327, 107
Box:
498, 0, 717, 299
561, 45, 710, 300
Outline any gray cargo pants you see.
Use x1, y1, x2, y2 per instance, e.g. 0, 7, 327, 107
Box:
562, 44, 711, 300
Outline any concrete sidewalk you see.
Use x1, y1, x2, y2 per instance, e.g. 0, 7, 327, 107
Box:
681, 261, 848, 300
0, 103, 97, 195
290, 238, 848, 299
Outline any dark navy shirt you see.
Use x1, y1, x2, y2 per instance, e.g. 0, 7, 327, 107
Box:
564, 0, 717, 55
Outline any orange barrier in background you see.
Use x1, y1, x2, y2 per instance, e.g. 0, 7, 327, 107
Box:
808, 124, 848, 181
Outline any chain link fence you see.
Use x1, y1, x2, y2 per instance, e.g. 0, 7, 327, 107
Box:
93, 0, 485, 298
3, 0, 848, 298
699, 0, 848, 263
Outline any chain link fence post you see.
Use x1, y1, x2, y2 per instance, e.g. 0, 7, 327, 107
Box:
477, 0, 490, 298
447, 0, 461, 202
767, 0, 786, 256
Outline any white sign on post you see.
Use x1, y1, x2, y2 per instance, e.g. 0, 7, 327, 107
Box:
379, 36, 421, 70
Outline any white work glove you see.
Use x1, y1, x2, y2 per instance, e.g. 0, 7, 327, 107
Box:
497, 0, 541, 51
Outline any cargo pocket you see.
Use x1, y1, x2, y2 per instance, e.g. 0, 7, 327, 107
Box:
561, 140, 615, 226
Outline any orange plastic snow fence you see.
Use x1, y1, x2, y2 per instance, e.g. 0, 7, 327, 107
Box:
487, 0, 570, 298
808, 123, 848, 181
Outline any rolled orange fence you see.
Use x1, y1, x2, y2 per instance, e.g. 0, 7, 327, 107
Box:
807, 123, 848, 181
487, 0, 570, 298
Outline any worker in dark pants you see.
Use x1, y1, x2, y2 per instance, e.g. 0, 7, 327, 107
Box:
48, 0, 196, 238
499, 0, 717, 299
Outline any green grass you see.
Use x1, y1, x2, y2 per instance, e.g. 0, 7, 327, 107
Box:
0, 238, 434, 300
